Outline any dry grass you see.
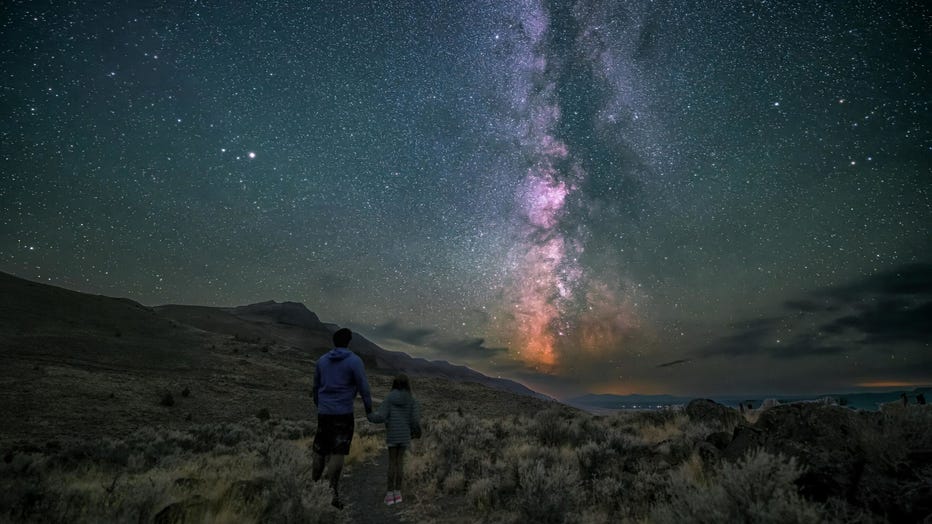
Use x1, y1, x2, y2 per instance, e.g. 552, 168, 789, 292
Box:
5, 387, 929, 523
0, 419, 348, 523
391, 405, 932, 523
637, 413, 688, 445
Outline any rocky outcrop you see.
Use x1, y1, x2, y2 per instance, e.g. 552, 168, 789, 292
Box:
685, 399, 741, 430
720, 403, 932, 522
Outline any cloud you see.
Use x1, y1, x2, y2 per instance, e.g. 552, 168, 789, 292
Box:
822, 263, 932, 300
823, 299, 932, 344
430, 337, 508, 359
699, 262, 932, 359
358, 319, 435, 346
356, 319, 508, 362
657, 358, 691, 368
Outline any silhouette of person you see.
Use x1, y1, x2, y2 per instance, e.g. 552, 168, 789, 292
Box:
900, 392, 908, 406
367, 374, 421, 506
311, 328, 372, 509
917, 393, 926, 405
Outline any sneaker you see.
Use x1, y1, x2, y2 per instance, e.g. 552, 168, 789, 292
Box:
393, 490, 402, 504
384, 492, 395, 506
331, 497, 344, 510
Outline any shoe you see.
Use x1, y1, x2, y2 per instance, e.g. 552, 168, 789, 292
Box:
384, 492, 395, 506
331, 498, 344, 510
393, 490, 402, 504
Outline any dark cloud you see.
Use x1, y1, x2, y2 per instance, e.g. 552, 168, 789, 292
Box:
358, 320, 435, 347
821, 263, 932, 300
430, 337, 508, 359
699, 317, 782, 358
783, 299, 837, 313
823, 300, 932, 345
700, 263, 932, 360
355, 319, 508, 362
657, 358, 691, 368
769, 340, 848, 359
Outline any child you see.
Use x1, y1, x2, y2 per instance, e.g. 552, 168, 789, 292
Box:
366, 374, 421, 506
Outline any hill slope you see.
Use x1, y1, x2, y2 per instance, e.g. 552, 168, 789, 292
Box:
0, 271, 554, 444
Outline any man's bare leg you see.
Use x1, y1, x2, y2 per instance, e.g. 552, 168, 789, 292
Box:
311, 452, 326, 482
325, 455, 345, 508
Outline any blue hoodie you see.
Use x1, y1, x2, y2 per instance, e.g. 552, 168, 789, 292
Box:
313, 347, 372, 415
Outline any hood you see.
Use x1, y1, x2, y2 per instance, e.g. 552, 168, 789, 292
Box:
387, 389, 412, 406
327, 347, 352, 361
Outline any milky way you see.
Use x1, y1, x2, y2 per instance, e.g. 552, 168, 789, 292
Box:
2, 0, 929, 397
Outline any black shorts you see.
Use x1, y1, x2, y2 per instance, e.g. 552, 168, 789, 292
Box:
313, 413, 355, 455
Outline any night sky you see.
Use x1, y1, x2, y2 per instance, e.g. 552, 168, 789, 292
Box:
2, 1, 929, 398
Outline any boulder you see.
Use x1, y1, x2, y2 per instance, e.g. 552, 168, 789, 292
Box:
684, 399, 741, 429
705, 431, 732, 450
153, 495, 208, 524
721, 403, 931, 522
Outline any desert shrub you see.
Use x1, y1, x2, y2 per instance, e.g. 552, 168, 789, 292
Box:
0, 415, 344, 524
636, 413, 688, 445
652, 448, 825, 524
404, 446, 441, 497
604, 425, 639, 453
681, 420, 716, 446
442, 470, 465, 493
878, 405, 932, 450
576, 440, 615, 481
516, 458, 580, 523
186, 422, 255, 451
274, 419, 315, 440
345, 434, 382, 466
256, 439, 339, 523
533, 408, 576, 447
159, 393, 174, 407
467, 476, 497, 510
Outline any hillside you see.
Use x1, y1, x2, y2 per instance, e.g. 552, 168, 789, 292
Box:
0, 271, 555, 445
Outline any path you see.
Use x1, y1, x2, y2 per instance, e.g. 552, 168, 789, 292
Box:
343, 452, 404, 524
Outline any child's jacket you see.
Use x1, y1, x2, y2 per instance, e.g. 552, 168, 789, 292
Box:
367, 389, 421, 447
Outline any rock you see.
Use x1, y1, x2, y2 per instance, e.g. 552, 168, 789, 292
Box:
154, 495, 208, 524
705, 431, 732, 450
693, 440, 720, 462
220, 478, 274, 515
685, 399, 741, 429
721, 402, 931, 522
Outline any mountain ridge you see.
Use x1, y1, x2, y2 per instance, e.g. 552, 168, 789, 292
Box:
1, 271, 548, 402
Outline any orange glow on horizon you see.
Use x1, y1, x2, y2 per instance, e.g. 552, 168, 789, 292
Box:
857, 380, 930, 388
590, 381, 666, 396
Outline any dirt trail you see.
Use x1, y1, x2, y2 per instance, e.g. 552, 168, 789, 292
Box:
342, 452, 404, 524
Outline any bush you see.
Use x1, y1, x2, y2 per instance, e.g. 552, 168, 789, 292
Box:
533, 408, 575, 447
159, 393, 174, 407
516, 458, 580, 523
652, 448, 825, 524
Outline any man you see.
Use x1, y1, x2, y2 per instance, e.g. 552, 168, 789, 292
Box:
312, 327, 372, 509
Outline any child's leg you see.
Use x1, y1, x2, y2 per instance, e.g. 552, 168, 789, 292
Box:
395, 447, 406, 491
389, 446, 404, 490
386, 447, 398, 491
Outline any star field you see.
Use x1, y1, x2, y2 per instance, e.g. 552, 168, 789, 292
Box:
2, 0, 929, 398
